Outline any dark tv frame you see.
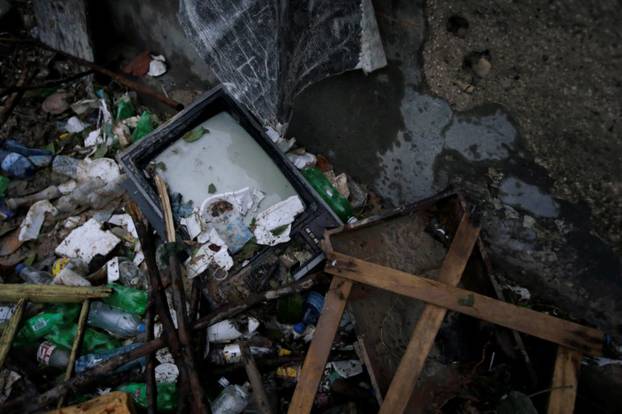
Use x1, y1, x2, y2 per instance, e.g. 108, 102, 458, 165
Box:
117, 85, 342, 279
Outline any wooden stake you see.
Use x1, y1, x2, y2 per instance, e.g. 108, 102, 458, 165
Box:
378, 214, 480, 414
547, 347, 581, 414
241, 343, 273, 414
0, 285, 110, 303
0, 299, 25, 369
57, 299, 91, 408
288, 277, 353, 414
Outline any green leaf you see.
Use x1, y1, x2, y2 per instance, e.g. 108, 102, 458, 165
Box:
182, 126, 207, 143
270, 224, 289, 237
208, 183, 216, 194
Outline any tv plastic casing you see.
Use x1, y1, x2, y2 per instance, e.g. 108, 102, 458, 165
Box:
117, 85, 342, 280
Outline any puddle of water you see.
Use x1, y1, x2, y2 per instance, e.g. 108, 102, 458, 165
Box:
499, 176, 559, 218
374, 88, 519, 205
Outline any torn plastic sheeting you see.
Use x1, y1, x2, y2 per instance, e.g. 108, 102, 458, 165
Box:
179, 0, 386, 126
199, 187, 264, 220
185, 228, 233, 278
18, 200, 58, 242
253, 195, 304, 246
55, 218, 121, 263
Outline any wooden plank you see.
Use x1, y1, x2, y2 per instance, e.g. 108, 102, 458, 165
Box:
377, 214, 480, 414
0, 299, 26, 369
288, 277, 353, 414
547, 347, 581, 414
58, 299, 91, 408
325, 251, 603, 356
0, 285, 110, 303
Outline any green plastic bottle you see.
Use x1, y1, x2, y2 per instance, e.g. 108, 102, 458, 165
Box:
302, 167, 354, 222
117, 382, 177, 411
15, 304, 80, 344
131, 111, 154, 143
103, 284, 148, 315
45, 324, 121, 353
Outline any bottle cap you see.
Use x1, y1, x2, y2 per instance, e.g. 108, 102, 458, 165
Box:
293, 322, 306, 335
15, 263, 25, 274
137, 323, 146, 333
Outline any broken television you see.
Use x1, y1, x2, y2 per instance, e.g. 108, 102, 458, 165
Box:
118, 86, 342, 282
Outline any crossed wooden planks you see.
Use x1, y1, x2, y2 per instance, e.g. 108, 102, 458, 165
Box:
288, 212, 597, 414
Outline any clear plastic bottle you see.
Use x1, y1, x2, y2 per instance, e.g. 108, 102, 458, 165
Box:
75, 343, 145, 374
37, 341, 69, 369
211, 379, 250, 414
87, 301, 145, 338
15, 263, 53, 284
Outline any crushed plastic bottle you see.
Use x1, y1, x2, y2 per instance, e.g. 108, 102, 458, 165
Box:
76, 343, 145, 374
51, 155, 81, 178
87, 301, 145, 338
54, 176, 124, 213
15, 263, 53, 284
37, 341, 69, 369
131, 111, 154, 142
211, 379, 250, 414
103, 284, 148, 315
46, 324, 120, 353
117, 382, 177, 412
293, 291, 325, 337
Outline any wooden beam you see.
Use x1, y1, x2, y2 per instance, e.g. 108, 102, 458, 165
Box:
325, 251, 603, 356
288, 277, 353, 414
377, 214, 480, 414
547, 347, 581, 414
0, 285, 110, 303
0, 299, 26, 369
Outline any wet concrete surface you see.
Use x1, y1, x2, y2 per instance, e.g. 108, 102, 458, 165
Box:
289, 0, 622, 336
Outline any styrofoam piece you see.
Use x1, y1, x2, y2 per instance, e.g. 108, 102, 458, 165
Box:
55, 218, 121, 263
181, 211, 203, 240
155, 363, 179, 384
65, 116, 87, 133
148, 55, 167, 77
253, 195, 304, 246
286, 152, 316, 169
84, 128, 102, 147
107, 214, 139, 239
106, 257, 120, 283
184, 229, 233, 278
329, 360, 363, 378
207, 317, 260, 343
18, 200, 58, 242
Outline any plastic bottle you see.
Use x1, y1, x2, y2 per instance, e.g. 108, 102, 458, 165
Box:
15, 304, 80, 344
302, 167, 354, 222
15, 263, 53, 284
53, 259, 91, 287
292, 291, 325, 337
0, 150, 35, 178
117, 259, 148, 290
117, 382, 177, 411
54, 176, 124, 214
37, 341, 69, 369
76, 343, 145, 374
211, 379, 250, 414
131, 111, 154, 142
5, 185, 61, 210
52, 155, 81, 178
3, 139, 52, 158
87, 301, 145, 338
103, 284, 148, 315
46, 324, 120, 353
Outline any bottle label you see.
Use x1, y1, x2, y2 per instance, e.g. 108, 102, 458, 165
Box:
37, 341, 56, 365
31, 318, 48, 332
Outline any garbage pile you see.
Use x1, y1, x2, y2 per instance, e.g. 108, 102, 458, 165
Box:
0, 43, 383, 412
